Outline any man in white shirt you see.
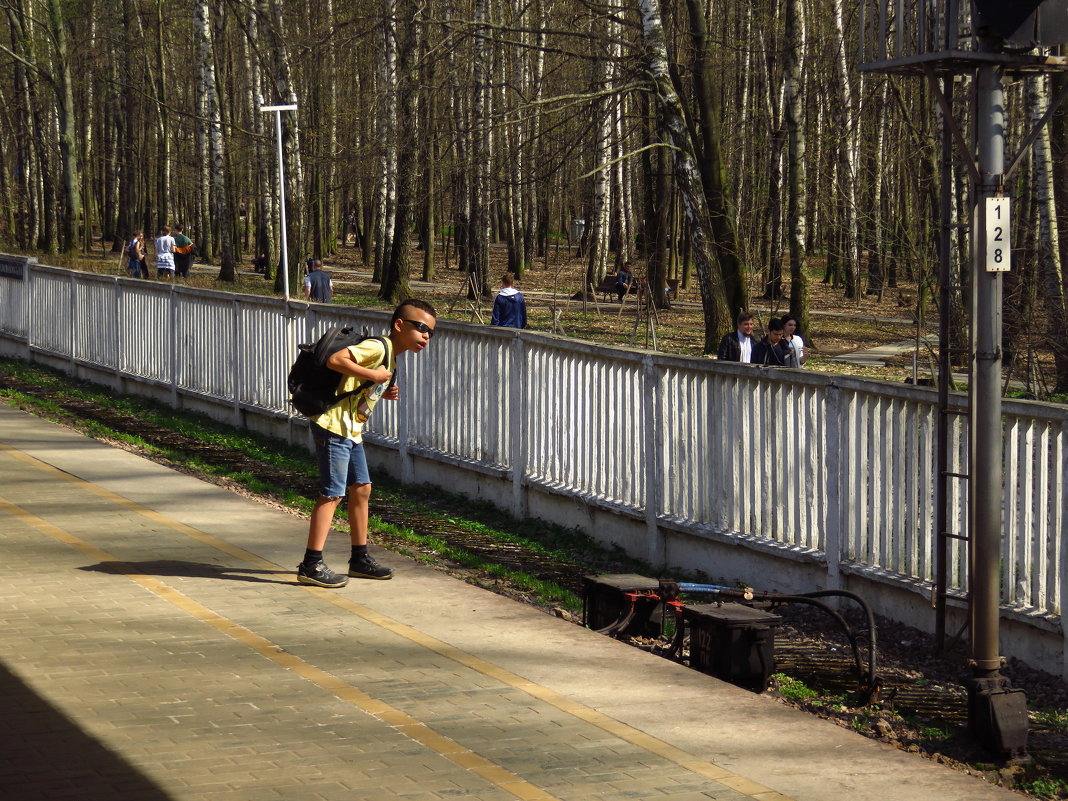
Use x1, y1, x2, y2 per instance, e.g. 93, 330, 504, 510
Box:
717, 311, 755, 363
155, 226, 176, 279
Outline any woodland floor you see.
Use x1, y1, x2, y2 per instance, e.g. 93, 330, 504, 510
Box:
47, 237, 1063, 397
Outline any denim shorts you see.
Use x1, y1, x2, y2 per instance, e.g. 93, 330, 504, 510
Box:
312, 425, 370, 498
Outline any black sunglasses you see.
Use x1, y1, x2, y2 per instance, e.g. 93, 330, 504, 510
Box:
401, 318, 435, 338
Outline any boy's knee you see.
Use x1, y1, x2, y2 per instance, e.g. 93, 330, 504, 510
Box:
349, 482, 372, 501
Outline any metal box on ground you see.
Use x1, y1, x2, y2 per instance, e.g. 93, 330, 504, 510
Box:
683, 602, 781, 691
581, 574, 661, 636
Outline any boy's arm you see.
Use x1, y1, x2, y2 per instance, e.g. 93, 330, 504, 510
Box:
326, 346, 392, 384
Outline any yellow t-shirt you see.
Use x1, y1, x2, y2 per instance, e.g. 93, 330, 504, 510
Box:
311, 338, 395, 443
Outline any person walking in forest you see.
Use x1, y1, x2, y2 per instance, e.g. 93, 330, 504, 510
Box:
172, 224, 196, 279
717, 311, 756, 363
781, 314, 807, 366
753, 318, 794, 367
490, 273, 527, 329
154, 226, 176, 279
303, 259, 333, 303
615, 262, 633, 303
126, 231, 145, 278
296, 298, 437, 588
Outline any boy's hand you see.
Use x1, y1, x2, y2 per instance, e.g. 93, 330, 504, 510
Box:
383, 386, 400, 401
369, 367, 392, 384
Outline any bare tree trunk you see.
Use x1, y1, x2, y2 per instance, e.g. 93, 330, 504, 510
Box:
244, 2, 273, 278
198, 0, 234, 279
381, 1, 418, 303
585, 15, 613, 293
683, 0, 748, 318
832, 0, 860, 298
640, 0, 730, 351
45, 0, 82, 252
785, 0, 808, 332
1030, 72, 1068, 392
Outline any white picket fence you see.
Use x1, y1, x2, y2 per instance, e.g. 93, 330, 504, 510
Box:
1, 258, 1065, 673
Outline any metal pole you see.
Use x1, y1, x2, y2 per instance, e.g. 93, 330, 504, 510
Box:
275, 110, 289, 302
965, 53, 1027, 760
970, 60, 1004, 678
934, 74, 952, 650
261, 104, 298, 302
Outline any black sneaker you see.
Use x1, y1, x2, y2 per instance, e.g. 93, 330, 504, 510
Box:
348, 554, 394, 580
297, 560, 349, 588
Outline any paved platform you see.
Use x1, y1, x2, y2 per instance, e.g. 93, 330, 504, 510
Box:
0, 404, 1015, 801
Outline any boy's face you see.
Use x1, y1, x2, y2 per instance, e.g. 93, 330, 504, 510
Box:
393, 309, 436, 354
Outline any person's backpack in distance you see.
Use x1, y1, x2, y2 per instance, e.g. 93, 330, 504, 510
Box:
287, 325, 386, 417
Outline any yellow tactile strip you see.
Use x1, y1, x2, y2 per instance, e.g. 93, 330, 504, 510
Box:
0, 441, 795, 801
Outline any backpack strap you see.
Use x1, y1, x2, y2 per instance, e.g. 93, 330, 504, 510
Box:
326, 336, 393, 408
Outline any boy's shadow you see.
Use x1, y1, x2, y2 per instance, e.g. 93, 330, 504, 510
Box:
79, 560, 293, 585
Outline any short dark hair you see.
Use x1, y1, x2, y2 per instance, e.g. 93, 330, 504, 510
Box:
391, 298, 437, 327
768, 317, 784, 332
501, 273, 515, 287
737, 311, 754, 325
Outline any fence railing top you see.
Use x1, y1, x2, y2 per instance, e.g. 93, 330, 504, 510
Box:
19, 258, 1068, 422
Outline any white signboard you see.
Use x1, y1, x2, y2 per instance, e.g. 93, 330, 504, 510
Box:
985, 197, 1010, 272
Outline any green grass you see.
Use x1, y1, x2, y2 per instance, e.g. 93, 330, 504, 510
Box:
1023, 778, 1068, 800
771, 673, 819, 702
0, 356, 596, 612
1032, 707, 1068, 734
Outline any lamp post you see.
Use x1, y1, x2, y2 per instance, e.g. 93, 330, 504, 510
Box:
260, 103, 298, 301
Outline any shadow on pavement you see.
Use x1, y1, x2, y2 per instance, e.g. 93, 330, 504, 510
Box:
79, 559, 294, 585
0, 659, 175, 801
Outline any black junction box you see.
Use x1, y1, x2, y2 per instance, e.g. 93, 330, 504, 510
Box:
581, 574, 661, 636
682, 602, 781, 691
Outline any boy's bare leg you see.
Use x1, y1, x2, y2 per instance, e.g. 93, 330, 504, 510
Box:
346, 483, 372, 546
346, 482, 393, 579
306, 496, 343, 551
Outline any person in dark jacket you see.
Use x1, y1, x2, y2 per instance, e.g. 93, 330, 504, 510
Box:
753, 317, 795, 367
491, 273, 527, 328
303, 259, 333, 303
717, 311, 755, 363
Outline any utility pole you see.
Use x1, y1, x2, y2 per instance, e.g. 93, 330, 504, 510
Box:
859, 0, 1068, 759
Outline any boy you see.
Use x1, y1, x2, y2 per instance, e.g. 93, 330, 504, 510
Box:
297, 298, 437, 588
490, 272, 526, 328
155, 225, 176, 279
753, 317, 793, 367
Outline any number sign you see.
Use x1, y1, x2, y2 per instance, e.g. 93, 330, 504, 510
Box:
985, 197, 1011, 273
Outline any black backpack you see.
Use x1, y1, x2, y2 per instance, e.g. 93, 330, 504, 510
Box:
287, 325, 391, 417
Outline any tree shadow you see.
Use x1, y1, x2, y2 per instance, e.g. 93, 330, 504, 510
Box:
78, 560, 293, 585
0, 659, 175, 800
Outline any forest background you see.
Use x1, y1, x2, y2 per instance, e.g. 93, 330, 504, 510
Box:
2, 0, 1068, 398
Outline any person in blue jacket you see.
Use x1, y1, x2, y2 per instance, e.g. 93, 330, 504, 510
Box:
491, 273, 527, 328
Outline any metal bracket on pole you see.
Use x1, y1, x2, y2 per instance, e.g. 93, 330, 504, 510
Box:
923, 64, 981, 186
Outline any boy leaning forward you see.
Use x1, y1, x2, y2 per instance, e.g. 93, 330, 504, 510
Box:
297, 298, 437, 588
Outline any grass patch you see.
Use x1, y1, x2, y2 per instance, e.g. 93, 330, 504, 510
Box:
771, 673, 819, 702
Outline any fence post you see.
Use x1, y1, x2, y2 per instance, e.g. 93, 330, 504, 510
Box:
397, 349, 414, 485
643, 354, 664, 567
1061, 420, 1068, 680
68, 273, 76, 370
232, 298, 243, 425
824, 384, 843, 591
169, 285, 179, 407
510, 336, 528, 520
114, 277, 123, 384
